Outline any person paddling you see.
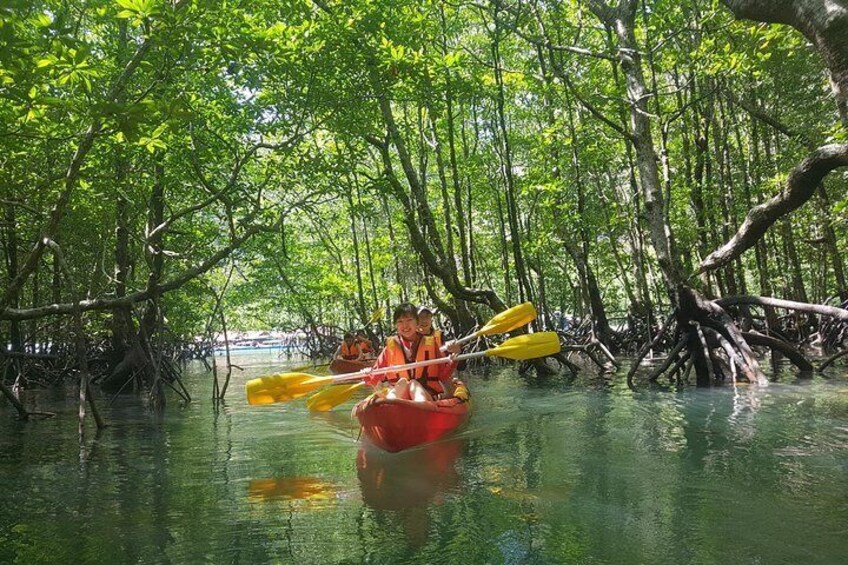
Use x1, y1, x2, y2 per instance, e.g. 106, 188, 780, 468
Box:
364, 303, 457, 401
417, 305, 461, 384
334, 332, 363, 361
355, 329, 375, 359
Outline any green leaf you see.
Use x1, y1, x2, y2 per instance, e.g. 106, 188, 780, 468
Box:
116, 0, 140, 10
35, 13, 53, 27
151, 123, 168, 138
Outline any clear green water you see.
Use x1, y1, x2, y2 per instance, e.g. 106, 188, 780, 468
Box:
2, 354, 848, 564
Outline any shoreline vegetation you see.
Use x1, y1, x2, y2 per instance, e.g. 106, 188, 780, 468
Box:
1, 1, 848, 430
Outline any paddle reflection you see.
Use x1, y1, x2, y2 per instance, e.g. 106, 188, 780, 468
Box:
247, 476, 338, 503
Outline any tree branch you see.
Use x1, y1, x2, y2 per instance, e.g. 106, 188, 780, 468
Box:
0, 216, 282, 322
741, 331, 813, 371
715, 295, 848, 322
699, 143, 848, 272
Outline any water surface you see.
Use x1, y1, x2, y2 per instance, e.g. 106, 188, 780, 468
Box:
2, 355, 848, 563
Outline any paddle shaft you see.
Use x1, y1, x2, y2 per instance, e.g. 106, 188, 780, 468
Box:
331, 350, 488, 385
441, 331, 478, 352
437, 326, 502, 353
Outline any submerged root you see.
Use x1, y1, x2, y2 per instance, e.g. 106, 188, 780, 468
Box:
627, 287, 835, 389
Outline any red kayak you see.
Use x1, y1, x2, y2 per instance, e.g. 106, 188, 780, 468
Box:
353, 396, 470, 453
329, 358, 375, 374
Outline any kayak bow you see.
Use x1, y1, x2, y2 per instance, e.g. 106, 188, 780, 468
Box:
353, 396, 470, 452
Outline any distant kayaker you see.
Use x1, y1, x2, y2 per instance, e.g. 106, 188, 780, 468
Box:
364, 302, 458, 401
355, 330, 375, 359
334, 332, 364, 361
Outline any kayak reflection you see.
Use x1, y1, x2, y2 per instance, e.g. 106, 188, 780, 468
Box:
356, 438, 464, 511
357, 439, 465, 548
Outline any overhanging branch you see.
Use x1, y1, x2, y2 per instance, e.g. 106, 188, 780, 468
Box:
699, 143, 848, 272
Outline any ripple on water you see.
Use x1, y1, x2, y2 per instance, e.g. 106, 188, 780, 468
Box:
3, 359, 848, 564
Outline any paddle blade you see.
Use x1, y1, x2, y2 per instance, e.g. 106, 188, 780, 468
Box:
487, 332, 561, 360
306, 382, 365, 412
246, 373, 329, 405
367, 306, 384, 325
478, 302, 537, 336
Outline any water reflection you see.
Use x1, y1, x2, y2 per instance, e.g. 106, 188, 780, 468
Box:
357, 439, 464, 548
4, 358, 848, 564
247, 476, 338, 503
357, 439, 464, 511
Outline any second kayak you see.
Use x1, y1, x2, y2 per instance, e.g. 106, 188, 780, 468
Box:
329, 358, 375, 374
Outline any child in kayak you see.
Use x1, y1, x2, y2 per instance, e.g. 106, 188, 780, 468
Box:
334, 332, 364, 361
355, 329, 375, 359
418, 305, 467, 378
417, 305, 445, 348
363, 302, 458, 401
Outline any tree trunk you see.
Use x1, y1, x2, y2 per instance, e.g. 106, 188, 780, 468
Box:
490, 8, 533, 304
2, 196, 21, 354
365, 60, 510, 321
354, 177, 380, 308
111, 20, 134, 364
440, 4, 472, 287
346, 190, 367, 324
609, 2, 681, 291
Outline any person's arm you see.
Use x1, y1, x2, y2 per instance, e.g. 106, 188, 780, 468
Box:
442, 340, 461, 354
434, 347, 458, 395
363, 346, 390, 386
333, 344, 343, 360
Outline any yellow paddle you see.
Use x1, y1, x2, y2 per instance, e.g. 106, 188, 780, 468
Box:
306, 381, 365, 411
247, 331, 560, 406
305, 302, 539, 411
447, 302, 537, 350
367, 306, 384, 326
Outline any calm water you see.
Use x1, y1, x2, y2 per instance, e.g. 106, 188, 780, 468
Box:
2, 355, 848, 564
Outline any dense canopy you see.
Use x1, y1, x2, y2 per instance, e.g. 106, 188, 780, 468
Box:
1, 0, 847, 406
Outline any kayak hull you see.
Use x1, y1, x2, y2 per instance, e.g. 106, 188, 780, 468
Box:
354, 397, 470, 452
329, 358, 375, 374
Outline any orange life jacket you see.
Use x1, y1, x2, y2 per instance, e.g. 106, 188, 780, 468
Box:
382, 335, 444, 394
358, 339, 373, 354
421, 328, 443, 350
341, 341, 360, 360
